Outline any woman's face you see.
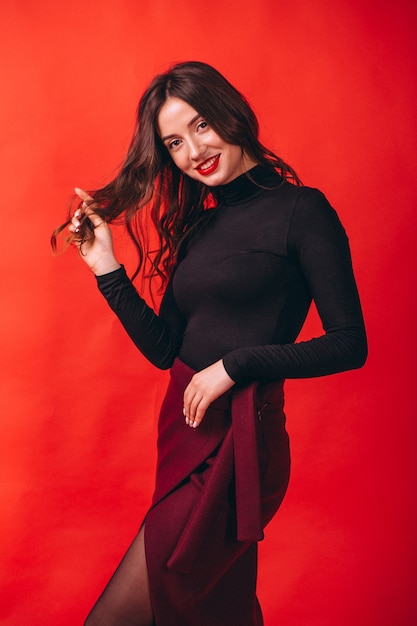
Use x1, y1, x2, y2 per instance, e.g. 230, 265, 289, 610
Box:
157, 97, 257, 186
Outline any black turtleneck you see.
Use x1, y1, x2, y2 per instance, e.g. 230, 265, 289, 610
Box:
97, 167, 367, 383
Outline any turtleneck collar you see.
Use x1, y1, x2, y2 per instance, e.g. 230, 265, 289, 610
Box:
213, 165, 284, 206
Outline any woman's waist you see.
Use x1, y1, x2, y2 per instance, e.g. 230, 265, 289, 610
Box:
170, 357, 284, 411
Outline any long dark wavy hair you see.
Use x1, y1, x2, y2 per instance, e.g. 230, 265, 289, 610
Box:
52, 61, 301, 288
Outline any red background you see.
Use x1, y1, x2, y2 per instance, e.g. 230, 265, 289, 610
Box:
1, 1, 416, 624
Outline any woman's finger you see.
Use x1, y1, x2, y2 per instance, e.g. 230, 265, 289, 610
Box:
183, 389, 210, 428
190, 398, 210, 428
183, 361, 235, 429
184, 392, 200, 425
73, 187, 105, 229
74, 186, 94, 204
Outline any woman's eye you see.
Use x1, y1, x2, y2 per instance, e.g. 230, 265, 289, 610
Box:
197, 121, 208, 131
168, 139, 181, 150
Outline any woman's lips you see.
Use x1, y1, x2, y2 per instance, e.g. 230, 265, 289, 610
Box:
195, 154, 220, 176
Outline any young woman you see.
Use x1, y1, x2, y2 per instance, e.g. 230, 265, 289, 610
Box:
53, 61, 367, 626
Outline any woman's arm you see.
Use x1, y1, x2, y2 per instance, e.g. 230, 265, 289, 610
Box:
97, 267, 185, 369
222, 188, 367, 383
70, 188, 185, 369
184, 189, 368, 428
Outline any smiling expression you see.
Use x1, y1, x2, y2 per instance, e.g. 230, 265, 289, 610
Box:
157, 97, 257, 186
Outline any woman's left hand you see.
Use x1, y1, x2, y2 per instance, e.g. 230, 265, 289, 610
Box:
183, 360, 235, 428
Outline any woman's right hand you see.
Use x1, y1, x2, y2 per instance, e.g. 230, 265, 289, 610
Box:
69, 187, 121, 276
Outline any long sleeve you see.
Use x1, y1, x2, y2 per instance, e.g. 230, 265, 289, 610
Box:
96, 266, 185, 369
222, 189, 367, 383
95, 170, 367, 383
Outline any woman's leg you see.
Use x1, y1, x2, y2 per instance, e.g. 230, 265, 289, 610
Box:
84, 525, 154, 626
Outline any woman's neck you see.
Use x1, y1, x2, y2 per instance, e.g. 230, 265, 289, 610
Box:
214, 165, 284, 206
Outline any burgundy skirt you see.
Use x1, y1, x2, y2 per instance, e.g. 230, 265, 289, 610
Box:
144, 359, 290, 626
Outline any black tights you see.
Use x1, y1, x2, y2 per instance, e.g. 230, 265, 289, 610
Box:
84, 525, 154, 626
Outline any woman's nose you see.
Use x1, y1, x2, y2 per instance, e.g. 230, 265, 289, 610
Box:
188, 137, 205, 161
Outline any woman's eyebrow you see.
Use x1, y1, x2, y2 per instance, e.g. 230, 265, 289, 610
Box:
161, 113, 201, 142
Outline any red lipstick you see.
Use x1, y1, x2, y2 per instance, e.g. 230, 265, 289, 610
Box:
195, 154, 220, 176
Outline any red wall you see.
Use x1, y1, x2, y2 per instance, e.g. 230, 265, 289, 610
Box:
1, 1, 416, 624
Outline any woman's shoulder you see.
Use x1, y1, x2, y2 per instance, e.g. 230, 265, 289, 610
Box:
279, 179, 327, 203
282, 183, 348, 247
277, 181, 339, 221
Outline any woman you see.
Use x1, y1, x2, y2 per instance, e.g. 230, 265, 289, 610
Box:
52, 61, 367, 625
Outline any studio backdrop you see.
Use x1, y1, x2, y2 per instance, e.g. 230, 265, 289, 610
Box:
0, 0, 416, 624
